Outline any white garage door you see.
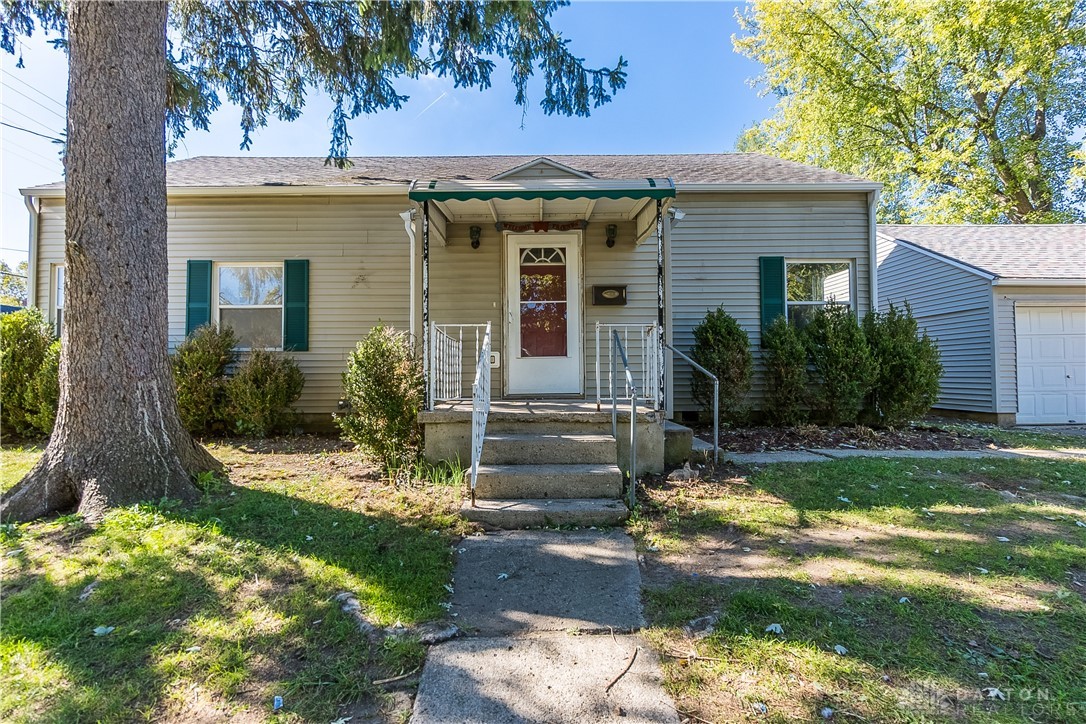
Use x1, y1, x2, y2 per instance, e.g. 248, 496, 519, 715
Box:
1016, 305, 1086, 424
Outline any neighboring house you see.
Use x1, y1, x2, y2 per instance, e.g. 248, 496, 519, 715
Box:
877, 225, 1086, 426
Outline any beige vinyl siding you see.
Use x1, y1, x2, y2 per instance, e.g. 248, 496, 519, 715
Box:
36, 195, 412, 420
993, 286, 1086, 416
429, 220, 656, 400
35, 200, 65, 320
670, 192, 872, 412
876, 237, 996, 412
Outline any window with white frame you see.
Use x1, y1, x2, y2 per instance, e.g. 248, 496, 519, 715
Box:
54, 265, 65, 334
786, 261, 853, 328
217, 263, 284, 349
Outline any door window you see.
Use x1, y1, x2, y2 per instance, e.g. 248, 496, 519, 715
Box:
519, 247, 567, 357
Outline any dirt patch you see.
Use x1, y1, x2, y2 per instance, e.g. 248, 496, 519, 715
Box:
701, 424, 999, 453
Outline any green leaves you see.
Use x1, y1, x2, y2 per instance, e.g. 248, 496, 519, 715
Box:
734, 0, 1086, 223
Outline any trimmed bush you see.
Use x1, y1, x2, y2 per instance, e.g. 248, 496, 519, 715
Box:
172, 325, 238, 435
761, 316, 809, 426
690, 306, 753, 423
224, 349, 305, 437
804, 304, 876, 425
863, 302, 943, 427
0, 308, 56, 437
24, 339, 61, 436
337, 325, 424, 473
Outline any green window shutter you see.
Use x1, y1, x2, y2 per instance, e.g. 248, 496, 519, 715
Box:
283, 259, 309, 351
759, 256, 786, 328
185, 260, 213, 336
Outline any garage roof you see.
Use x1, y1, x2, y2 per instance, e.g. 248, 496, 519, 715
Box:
878, 224, 1086, 281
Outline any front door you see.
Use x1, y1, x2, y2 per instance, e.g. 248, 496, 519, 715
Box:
505, 234, 582, 395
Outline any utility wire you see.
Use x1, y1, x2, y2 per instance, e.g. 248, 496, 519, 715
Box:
3, 145, 60, 174
1, 69, 65, 111
1, 137, 60, 166
0, 121, 63, 142
1, 104, 62, 137
1, 81, 66, 121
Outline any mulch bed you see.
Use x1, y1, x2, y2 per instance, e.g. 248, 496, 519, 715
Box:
699, 424, 1000, 453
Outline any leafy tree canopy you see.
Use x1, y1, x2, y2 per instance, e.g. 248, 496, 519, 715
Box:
2, 0, 627, 166
734, 0, 1086, 223
0, 259, 29, 307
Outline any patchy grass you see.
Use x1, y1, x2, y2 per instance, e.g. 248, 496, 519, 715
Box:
1, 444, 43, 492
0, 437, 473, 723
933, 421, 1086, 451
634, 457, 1086, 723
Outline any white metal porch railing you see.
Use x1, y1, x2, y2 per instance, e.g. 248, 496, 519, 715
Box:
430, 323, 489, 405
595, 322, 661, 411
469, 322, 492, 506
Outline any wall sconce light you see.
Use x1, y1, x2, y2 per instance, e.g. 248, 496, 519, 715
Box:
605, 224, 618, 248
469, 225, 482, 249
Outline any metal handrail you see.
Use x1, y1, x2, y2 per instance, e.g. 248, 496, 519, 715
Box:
664, 343, 720, 464
611, 330, 638, 509
469, 322, 492, 507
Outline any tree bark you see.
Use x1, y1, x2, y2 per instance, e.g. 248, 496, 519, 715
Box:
1, 1, 220, 524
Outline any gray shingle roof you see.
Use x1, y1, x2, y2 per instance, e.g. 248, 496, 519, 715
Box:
25, 153, 875, 191
878, 224, 1086, 280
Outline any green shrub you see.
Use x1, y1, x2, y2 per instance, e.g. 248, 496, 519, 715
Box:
690, 306, 753, 423
804, 304, 876, 425
24, 339, 61, 436
224, 349, 305, 437
0, 308, 56, 437
172, 325, 238, 435
337, 325, 424, 473
761, 316, 809, 426
863, 302, 943, 427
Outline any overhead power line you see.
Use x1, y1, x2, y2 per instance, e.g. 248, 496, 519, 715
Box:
1, 81, 66, 121
1, 104, 62, 137
1, 69, 65, 111
0, 121, 63, 142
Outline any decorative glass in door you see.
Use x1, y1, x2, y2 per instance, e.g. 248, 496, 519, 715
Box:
519, 247, 568, 357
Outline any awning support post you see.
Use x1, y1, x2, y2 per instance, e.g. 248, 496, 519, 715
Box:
656, 198, 666, 411
422, 200, 431, 410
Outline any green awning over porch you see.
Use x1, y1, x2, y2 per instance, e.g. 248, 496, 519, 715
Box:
409, 178, 676, 203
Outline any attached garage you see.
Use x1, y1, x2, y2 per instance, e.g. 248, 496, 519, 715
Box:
877, 225, 1085, 426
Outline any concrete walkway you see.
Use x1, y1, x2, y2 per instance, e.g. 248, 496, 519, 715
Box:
690, 438, 1086, 465
412, 530, 677, 724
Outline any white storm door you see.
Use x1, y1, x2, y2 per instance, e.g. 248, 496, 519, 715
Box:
1015, 304, 1086, 424
505, 235, 582, 395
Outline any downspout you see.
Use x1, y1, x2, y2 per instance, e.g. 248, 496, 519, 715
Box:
398, 204, 417, 340
24, 194, 40, 308
867, 189, 880, 315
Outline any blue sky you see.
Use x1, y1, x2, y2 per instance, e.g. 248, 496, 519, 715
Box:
0, 1, 774, 268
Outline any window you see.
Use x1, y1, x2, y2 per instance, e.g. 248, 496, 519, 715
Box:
216, 263, 284, 349
786, 261, 852, 328
54, 265, 65, 334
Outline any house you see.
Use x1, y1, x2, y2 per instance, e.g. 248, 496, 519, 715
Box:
877, 225, 1086, 426
22, 153, 881, 525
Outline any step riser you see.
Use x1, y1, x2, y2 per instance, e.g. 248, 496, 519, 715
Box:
473, 472, 622, 499
481, 438, 616, 466
461, 502, 629, 529
485, 420, 616, 436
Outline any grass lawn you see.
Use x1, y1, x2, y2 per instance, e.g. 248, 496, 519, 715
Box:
0, 438, 471, 723
631, 457, 1086, 723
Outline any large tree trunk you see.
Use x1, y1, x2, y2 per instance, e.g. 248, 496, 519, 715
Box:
1, 0, 220, 524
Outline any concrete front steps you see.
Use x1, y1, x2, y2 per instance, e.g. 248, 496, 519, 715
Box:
462, 428, 629, 529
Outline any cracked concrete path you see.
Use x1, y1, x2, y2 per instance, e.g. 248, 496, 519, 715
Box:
411, 530, 677, 724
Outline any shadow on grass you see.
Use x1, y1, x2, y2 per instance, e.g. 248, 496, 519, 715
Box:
0, 480, 455, 722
